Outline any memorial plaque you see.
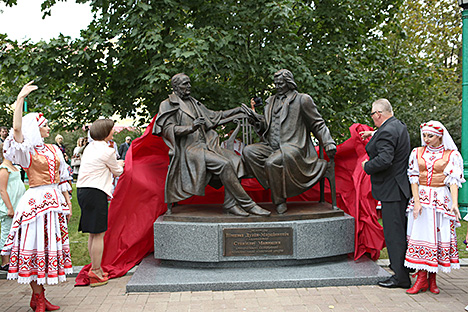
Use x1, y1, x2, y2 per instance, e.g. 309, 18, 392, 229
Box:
223, 227, 293, 257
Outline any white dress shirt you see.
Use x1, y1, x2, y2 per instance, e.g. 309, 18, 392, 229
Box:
77, 140, 123, 197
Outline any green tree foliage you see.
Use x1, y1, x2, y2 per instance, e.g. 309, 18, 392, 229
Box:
0, 0, 400, 141
366, 0, 462, 147
0, 0, 463, 147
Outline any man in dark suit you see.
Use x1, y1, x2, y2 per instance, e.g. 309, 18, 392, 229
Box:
361, 98, 411, 289
118, 136, 131, 160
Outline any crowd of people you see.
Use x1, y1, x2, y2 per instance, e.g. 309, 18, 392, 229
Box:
0, 82, 73, 311
0, 80, 468, 311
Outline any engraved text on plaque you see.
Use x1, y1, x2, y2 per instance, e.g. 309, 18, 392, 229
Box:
223, 227, 293, 257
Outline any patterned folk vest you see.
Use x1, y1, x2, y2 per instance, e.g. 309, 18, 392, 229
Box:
26, 144, 60, 187
417, 146, 452, 187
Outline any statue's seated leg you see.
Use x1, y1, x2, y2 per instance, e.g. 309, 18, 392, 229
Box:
221, 167, 271, 217
265, 150, 288, 214
205, 150, 270, 217
242, 143, 273, 188
223, 190, 249, 217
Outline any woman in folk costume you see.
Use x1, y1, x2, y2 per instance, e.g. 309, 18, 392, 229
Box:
0, 82, 73, 311
404, 121, 464, 295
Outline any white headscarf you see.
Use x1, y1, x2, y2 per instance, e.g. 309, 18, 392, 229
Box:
20, 112, 47, 147
420, 120, 457, 151
3, 112, 48, 161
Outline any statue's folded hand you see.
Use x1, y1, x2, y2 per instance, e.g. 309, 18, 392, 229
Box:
192, 117, 206, 129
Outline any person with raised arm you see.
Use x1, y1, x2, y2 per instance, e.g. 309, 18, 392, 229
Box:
0, 81, 73, 312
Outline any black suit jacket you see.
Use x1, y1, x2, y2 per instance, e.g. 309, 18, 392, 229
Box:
364, 116, 411, 201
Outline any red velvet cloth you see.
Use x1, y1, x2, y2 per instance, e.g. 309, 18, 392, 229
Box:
75, 119, 384, 286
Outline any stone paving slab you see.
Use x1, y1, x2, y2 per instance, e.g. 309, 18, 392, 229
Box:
1, 267, 467, 311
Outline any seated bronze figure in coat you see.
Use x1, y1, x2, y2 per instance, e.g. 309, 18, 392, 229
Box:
153, 73, 270, 217
242, 69, 336, 214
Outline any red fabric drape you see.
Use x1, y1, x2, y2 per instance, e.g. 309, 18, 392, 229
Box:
75, 120, 384, 286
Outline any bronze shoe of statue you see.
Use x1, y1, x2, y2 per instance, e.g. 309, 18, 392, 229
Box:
224, 205, 250, 217
276, 203, 287, 214
246, 205, 271, 216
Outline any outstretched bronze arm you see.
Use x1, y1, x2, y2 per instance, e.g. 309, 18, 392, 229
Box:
217, 113, 247, 126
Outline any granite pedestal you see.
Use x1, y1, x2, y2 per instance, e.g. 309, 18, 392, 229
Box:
127, 254, 389, 292
127, 202, 390, 292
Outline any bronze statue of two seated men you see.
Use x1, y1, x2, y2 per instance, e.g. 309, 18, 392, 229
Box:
153, 70, 336, 216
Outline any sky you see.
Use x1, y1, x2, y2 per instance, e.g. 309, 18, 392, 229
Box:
0, 0, 94, 42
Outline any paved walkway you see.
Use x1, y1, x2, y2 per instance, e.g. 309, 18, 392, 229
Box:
1, 265, 467, 312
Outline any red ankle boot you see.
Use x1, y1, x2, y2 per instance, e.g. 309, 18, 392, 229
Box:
406, 270, 428, 294
428, 272, 440, 294
33, 291, 46, 312
30, 289, 60, 311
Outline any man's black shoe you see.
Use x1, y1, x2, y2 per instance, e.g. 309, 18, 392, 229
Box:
377, 276, 411, 289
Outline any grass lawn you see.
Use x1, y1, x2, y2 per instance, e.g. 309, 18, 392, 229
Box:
68, 184, 91, 266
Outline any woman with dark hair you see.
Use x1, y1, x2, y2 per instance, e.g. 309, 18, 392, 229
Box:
1, 82, 73, 312
76, 118, 124, 287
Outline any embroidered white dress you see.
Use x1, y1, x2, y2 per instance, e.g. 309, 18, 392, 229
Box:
0, 135, 73, 285
404, 145, 465, 273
